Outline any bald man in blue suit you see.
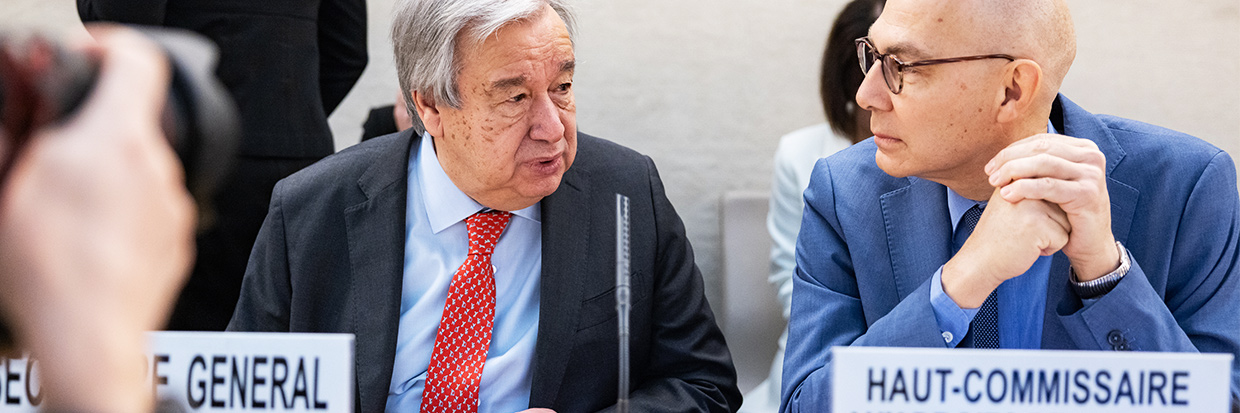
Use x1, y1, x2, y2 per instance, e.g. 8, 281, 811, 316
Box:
781, 0, 1240, 411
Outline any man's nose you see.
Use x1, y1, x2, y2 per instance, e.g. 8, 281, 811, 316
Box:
528, 94, 566, 142
856, 64, 892, 113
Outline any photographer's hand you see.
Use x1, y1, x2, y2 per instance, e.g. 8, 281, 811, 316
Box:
0, 25, 194, 413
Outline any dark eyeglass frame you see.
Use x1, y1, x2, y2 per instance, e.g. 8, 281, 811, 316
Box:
855, 37, 1016, 94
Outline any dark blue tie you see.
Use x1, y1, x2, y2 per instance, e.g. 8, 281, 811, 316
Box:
953, 204, 999, 349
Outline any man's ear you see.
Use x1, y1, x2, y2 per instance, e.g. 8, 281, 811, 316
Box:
996, 60, 1043, 124
410, 90, 444, 138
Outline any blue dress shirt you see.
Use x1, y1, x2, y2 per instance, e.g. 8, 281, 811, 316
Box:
929, 189, 1051, 348
929, 121, 1065, 349
386, 133, 542, 412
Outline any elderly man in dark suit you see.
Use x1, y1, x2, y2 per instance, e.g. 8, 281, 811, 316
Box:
227, 0, 740, 412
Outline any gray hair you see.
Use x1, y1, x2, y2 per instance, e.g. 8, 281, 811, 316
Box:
392, 0, 577, 132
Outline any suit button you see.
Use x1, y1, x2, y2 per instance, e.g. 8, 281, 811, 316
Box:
1114, 342, 1131, 351
1106, 330, 1124, 345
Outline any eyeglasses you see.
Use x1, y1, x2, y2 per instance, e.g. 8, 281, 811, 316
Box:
855, 37, 1015, 94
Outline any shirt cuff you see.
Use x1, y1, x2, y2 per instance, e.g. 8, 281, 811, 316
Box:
929, 266, 979, 347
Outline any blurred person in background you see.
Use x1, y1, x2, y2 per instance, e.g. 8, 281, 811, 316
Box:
739, 1, 882, 412
361, 91, 419, 142
78, 0, 368, 331
0, 26, 195, 413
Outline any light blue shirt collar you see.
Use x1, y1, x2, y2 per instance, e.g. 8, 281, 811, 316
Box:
946, 119, 1056, 232
946, 190, 984, 233
417, 132, 540, 234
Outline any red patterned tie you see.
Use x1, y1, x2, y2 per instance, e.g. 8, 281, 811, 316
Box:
421, 210, 512, 413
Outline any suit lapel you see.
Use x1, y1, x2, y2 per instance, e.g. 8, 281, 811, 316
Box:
528, 163, 591, 406
1055, 96, 1139, 245
1040, 95, 1140, 348
1055, 95, 1138, 236
880, 177, 952, 302
345, 131, 417, 413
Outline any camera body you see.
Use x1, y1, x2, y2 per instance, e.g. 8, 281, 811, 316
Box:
0, 28, 239, 349
0, 27, 239, 210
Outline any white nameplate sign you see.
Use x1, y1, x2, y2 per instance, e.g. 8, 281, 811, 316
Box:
832, 346, 1232, 413
0, 332, 354, 412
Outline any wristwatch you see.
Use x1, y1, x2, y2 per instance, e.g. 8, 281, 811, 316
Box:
1070, 241, 1130, 299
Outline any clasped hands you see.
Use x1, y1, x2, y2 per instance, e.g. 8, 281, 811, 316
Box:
942, 134, 1120, 308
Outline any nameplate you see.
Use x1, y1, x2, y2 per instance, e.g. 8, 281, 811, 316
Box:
0, 332, 354, 412
831, 346, 1232, 413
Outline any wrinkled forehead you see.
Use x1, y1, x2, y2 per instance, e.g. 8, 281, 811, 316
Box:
869, 0, 990, 59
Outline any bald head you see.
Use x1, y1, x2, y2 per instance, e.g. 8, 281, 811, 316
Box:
875, 0, 1076, 104
967, 0, 1076, 101
859, 0, 1081, 192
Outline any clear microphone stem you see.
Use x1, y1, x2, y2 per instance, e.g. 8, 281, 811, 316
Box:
615, 193, 631, 413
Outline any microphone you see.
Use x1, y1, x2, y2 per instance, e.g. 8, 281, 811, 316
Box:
614, 193, 631, 413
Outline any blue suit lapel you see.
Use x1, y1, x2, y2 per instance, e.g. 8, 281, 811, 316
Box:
1055, 95, 1138, 244
1040, 95, 1140, 348
880, 177, 953, 302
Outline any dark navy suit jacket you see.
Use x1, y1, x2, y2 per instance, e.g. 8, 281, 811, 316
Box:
228, 130, 741, 412
782, 95, 1240, 410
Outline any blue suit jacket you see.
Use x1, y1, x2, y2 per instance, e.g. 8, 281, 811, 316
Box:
781, 95, 1240, 411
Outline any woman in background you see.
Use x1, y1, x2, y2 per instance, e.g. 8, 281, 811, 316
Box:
742, 0, 883, 411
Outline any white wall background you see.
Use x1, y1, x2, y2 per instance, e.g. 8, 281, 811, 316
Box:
7, 0, 1240, 313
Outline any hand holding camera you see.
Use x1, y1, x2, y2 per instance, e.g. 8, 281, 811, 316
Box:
0, 25, 236, 413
